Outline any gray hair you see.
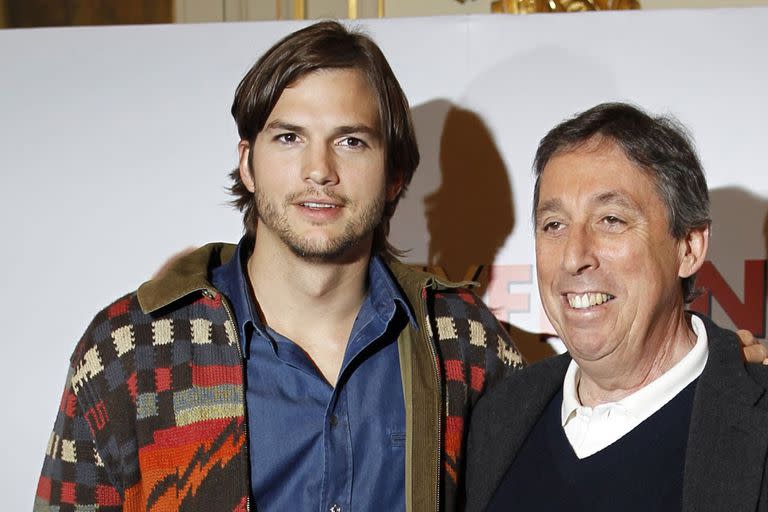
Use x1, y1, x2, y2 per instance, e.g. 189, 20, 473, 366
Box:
533, 102, 711, 303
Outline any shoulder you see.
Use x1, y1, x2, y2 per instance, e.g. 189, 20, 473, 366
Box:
385, 259, 505, 330
386, 260, 502, 324
65, 291, 145, 397
696, 314, 768, 405
71, 280, 231, 371
746, 363, 768, 390
385, 259, 524, 366
466, 354, 570, 511
475, 353, 570, 416
137, 242, 236, 313
431, 286, 502, 329
71, 292, 142, 363
432, 287, 526, 368
469, 354, 569, 458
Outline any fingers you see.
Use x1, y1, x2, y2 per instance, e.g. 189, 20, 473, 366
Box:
743, 342, 768, 365
735, 329, 768, 364
736, 328, 757, 346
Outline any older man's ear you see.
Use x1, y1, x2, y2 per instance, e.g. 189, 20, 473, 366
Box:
736, 329, 768, 365
677, 225, 709, 280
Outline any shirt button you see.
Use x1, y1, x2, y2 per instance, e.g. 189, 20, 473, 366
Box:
330, 504, 342, 512
329, 415, 338, 427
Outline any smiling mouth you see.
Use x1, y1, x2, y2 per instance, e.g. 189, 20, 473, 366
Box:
566, 292, 615, 309
299, 202, 339, 209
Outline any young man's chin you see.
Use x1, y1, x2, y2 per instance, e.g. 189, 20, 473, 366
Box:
284, 234, 368, 263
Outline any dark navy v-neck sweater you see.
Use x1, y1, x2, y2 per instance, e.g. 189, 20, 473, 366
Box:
487, 380, 698, 512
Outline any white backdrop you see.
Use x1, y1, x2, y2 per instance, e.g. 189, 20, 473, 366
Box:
2, 8, 767, 508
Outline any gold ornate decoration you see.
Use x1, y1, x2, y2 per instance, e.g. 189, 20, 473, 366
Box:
349, 0, 358, 19
347, 0, 386, 19
490, 0, 640, 14
294, 0, 306, 19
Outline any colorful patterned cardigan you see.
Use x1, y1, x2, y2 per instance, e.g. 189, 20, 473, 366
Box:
34, 243, 523, 511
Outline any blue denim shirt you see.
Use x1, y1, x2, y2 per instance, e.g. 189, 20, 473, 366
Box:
211, 238, 414, 512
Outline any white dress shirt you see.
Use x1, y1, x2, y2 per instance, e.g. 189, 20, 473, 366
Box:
561, 315, 709, 459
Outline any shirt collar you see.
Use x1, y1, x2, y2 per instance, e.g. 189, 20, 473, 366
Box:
367, 254, 417, 328
211, 237, 417, 355
209, 237, 262, 354
561, 314, 709, 427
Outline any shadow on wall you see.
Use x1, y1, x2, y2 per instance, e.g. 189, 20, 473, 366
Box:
690, 186, 768, 337
707, 187, 768, 264
425, 105, 513, 289
395, 99, 552, 361
399, 46, 625, 362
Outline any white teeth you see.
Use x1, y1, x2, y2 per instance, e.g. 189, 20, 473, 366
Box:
568, 292, 612, 309
302, 202, 335, 209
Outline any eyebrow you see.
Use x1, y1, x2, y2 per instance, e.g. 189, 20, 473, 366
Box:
535, 198, 563, 220
535, 190, 643, 220
334, 124, 381, 140
593, 191, 642, 212
264, 120, 381, 140
264, 120, 306, 135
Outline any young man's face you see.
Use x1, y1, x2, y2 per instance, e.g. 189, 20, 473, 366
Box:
239, 68, 400, 262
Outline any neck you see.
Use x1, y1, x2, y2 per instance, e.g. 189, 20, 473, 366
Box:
246, 230, 371, 333
575, 309, 697, 407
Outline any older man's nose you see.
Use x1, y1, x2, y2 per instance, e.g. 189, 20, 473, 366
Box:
562, 225, 599, 275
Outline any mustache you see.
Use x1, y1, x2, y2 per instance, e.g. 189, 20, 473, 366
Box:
286, 187, 350, 205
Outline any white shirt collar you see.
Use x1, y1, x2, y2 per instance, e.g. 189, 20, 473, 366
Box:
560, 314, 709, 458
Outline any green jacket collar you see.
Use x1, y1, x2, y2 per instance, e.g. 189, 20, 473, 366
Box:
137, 243, 236, 313
137, 243, 475, 315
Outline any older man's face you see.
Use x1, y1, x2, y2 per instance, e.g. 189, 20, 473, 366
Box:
535, 140, 689, 366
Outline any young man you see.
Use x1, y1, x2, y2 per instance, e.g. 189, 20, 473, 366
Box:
35, 21, 523, 512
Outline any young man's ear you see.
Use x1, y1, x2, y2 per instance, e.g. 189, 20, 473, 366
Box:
386, 169, 405, 203
238, 140, 256, 193
677, 224, 710, 279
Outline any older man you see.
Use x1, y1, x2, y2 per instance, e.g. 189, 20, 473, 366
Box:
467, 103, 768, 511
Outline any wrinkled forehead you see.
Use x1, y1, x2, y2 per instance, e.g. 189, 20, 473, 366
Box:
535, 137, 665, 218
538, 136, 637, 182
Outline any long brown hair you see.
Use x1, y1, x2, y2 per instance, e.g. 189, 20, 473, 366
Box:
229, 20, 419, 259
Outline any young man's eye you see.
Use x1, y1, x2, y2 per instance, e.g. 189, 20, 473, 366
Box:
339, 136, 366, 148
276, 133, 298, 143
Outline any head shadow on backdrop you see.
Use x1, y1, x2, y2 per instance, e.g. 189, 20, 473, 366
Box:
394, 99, 552, 360
688, 186, 768, 338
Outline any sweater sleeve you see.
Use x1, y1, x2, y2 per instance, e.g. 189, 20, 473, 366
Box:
426, 286, 525, 512
466, 288, 525, 395
34, 363, 123, 511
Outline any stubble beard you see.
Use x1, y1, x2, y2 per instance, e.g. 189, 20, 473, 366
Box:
254, 188, 385, 262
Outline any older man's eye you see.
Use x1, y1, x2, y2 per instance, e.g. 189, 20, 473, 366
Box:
542, 221, 562, 232
601, 215, 627, 228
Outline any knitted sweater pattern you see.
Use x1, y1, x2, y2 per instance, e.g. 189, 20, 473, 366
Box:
35, 251, 522, 511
